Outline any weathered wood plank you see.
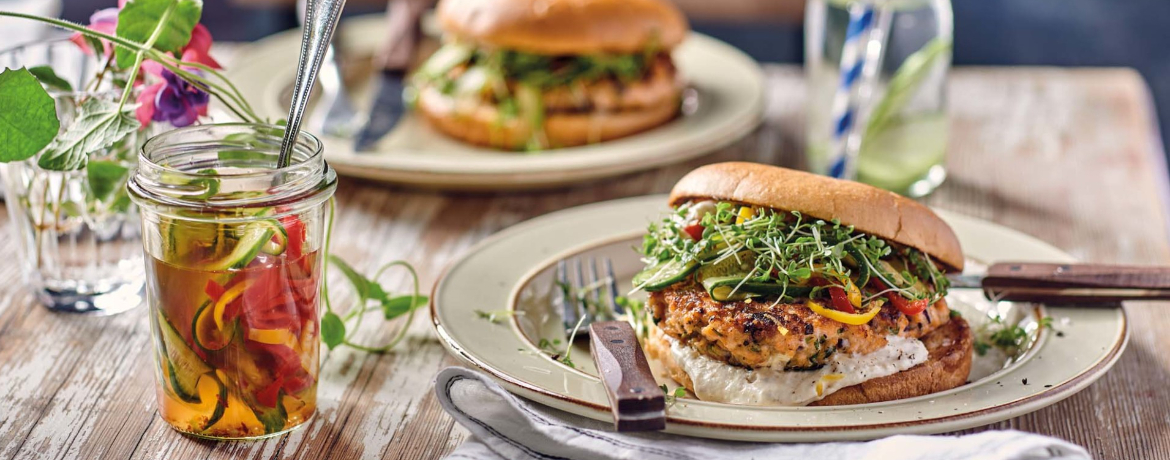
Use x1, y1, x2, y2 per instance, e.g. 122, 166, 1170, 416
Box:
0, 65, 1167, 460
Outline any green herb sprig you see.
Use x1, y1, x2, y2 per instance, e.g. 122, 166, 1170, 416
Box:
319, 198, 428, 353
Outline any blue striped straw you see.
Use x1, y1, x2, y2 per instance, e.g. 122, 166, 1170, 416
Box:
827, 4, 876, 179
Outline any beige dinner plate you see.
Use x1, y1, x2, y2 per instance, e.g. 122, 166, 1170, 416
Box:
225, 16, 765, 190
430, 195, 1128, 442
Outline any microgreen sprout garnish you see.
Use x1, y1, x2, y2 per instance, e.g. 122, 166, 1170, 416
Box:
535, 337, 575, 369
475, 309, 523, 324
320, 198, 428, 353
635, 201, 950, 306
973, 315, 1055, 358
660, 384, 687, 407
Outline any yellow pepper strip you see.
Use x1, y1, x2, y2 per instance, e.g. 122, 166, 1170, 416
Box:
213, 279, 253, 330
736, 206, 755, 225
247, 327, 297, 347
844, 278, 863, 309
807, 299, 884, 325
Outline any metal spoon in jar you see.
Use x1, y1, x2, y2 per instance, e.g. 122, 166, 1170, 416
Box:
277, 0, 349, 168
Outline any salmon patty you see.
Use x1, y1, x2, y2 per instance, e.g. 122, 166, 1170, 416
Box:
648, 279, 952, 370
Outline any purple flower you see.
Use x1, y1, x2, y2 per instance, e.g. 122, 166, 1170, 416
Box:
141, 69, 209, 127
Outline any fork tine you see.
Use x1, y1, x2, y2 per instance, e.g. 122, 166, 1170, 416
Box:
588, 257, 602, 319
575, 258, 590, 322
557, 259, 578, 332
604, 257, 622, 315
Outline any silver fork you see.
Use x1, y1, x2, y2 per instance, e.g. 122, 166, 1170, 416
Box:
556, 257, 623, 338
555, 256, 666, 431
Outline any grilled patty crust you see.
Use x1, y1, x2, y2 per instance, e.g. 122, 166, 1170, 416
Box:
648, 279, 952, 370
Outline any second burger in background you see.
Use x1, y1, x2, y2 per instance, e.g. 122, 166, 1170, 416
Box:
409, 0, 689, 151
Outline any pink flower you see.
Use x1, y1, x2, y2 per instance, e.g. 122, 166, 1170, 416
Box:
69, 7, 119, 56
180, 24, 221, 69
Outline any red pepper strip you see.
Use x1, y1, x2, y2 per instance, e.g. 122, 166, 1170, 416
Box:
886, 292, 929, 315
256, 375, 285, 408
828, 287, 856, 313
682, 223, 704, 241
204, 279, 226, 302
279, 214, 306, 261
282, 374, 312, 395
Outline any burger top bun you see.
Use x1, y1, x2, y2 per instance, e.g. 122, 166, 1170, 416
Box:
436, 0, 690, 55
668, 162, 965, 272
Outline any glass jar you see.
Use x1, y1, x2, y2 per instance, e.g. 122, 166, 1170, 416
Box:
805, 0, 953, 197
0, 39, 145, 313
128, 124, 337, 440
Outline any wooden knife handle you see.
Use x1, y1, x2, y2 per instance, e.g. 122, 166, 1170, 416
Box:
984, 262, 1170, 303
588, 321, 666, 432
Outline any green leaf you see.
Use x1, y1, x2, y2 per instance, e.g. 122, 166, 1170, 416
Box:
115, 0, 204, 69
0, 68, 59, 163
27, 66, 73, 92
382, 295, 428, 320
110, 192, 133, 213
328, 255, 383, 302
38, 98, 138, 171
321, 311, 345, 350
86, 160, 130, 201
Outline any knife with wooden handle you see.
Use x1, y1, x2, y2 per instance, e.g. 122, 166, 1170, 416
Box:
588, 321, 666, 432
353, 0, 429, 151
948, 262, 1170, 304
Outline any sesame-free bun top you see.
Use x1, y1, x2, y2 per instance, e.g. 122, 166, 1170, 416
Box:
436, 0, 690, 55
669, 162, 964, 271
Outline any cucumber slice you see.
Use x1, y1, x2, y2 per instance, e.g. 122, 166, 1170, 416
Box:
252, 393, 288, 434
205, 220, 281, 271
696, 251, 757, 280
633, 258, 697, 291
701, 276, 815, 302
193, 300, 234, 352
157, 310, 213, 403
261, 221, 288, 255
845, 245, 871, 288
203, 374, 228, 431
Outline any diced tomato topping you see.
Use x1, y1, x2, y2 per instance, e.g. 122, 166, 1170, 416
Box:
682, 223, 704, 241
828, 286, 856, 313
204, 279, 226, 302
886, 292, 929, 315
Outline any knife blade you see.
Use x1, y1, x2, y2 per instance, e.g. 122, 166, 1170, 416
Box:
947, 262, 1170, 304
353, 0, 427, 152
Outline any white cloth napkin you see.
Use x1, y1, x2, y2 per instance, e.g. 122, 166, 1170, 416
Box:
434, 367, 1091, 460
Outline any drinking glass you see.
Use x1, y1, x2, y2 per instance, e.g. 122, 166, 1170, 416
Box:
128, 124, 337, 439
0, 39, 145, 313
805, 0, 953, 197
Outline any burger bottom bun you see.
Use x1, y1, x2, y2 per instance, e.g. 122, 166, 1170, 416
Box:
416, 86, 681, 150
644, 316, 973, 406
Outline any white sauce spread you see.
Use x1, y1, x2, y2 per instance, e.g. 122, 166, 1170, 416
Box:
667, 334, 929, 406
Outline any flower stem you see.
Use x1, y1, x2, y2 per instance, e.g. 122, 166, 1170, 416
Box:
117, 2, 177, 112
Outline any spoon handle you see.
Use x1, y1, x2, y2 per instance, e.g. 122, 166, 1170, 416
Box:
279, 0, 348, 167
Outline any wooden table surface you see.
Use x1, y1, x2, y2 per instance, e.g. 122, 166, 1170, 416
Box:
1, 65, 1167, 460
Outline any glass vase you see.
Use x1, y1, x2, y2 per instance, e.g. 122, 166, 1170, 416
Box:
0, 39, 145, 313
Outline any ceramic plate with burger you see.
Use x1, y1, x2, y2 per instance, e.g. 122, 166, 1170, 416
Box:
431, 163, 1127, 441
227, 1, 765, 190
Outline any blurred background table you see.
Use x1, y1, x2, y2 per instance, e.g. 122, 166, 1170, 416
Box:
0, 65, 1167, 460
